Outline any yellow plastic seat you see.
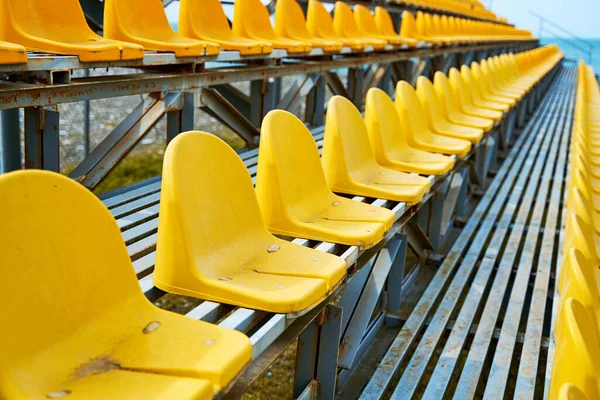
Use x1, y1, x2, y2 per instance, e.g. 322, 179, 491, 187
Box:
557, 384, 590, 400
256, 110, 395, 248
307, 0, 366, 50
448, 67, 503, 122
104, 0, 218, 57
395, 81, 472, 157
480, 59, 525, 100
233, 0, 311, 53
0, 0, 144, 62
322, 96, 431, 203
154, 132, 346, 314
549, 298, 600, 400
333, 2, 387, 49
275, 0, 343, 52
470, 62, 517, 106
0, 40, 27, 64
179, 0, 272, 55
416, 76, 484, 143
373, 7, 419, 48
415, 12, 448, 45
460, 65, 510, 113
364, 87, 455, 175
399, 11, 434, 44
0, 170, 252, 399
354, 5, 414, 47
433, 71, 494, 132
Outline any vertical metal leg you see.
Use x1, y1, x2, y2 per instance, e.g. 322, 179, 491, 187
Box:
250, 79, 276, 126
0, 109, 21, 173
455, 167, 470, 222
83, 68, 90, 156
385, 234, 408, 327
167, 92, 195, 143
428, 178, 451, 250
24, 106, 59, 172
378, 66, 392, 95
316, 305, 342, 400
347, 67, 364, 106
306, 75, 326, 127
293, 320, 319, 398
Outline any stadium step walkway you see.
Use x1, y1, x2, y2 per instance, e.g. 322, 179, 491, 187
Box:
359, 65, 575, 399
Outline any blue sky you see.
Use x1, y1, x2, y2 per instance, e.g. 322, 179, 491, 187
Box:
165, 0, 600, 39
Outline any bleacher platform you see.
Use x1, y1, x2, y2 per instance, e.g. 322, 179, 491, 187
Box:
0, 0, 584, 399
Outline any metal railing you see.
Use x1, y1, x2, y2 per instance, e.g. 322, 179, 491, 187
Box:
530, 10, 594, 64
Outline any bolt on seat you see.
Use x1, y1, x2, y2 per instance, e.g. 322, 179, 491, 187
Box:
416, 76, 484, 143
306, 0, 366, 50
0, 171, 251, 400
332, 2, 387, 49
353, 5, 413, 48
322, 96, 431, 204
154, 132, 346, 314
448, 68, 503, 122
372, 7, 419, 48
432, 71, 495, 132
460, 65, 511, 113
104, 0, 219, 57
364, 87, 455, 176
179, 0, 272, 55
0, 40, 27, 64
395, 81, 472, 157
255, 110, 394, 249
0, 0, 144, 62
233, 0, 312, 53
275, 0, 343, 52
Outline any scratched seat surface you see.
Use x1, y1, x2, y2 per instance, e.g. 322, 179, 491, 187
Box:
154, 132, 346, 314
0, 0, 144, 62
358, 61, 571, 400
0, 171, 252, 400
256, 110, 395, 249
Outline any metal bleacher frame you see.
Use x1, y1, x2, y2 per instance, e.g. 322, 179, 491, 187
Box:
0, 0, 543, 398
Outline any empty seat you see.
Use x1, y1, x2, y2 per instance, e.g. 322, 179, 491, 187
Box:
480, 59, 525, 100
332, 2, 387, 49
395, 81, 472, 157
154, 132, 346, 313
448, 67, 503, 122
255, 110, 395, 248
0, 41, 27, 64
179, 0, 272, 55
0, 170, 251, 399
399, 11, 435, 44
432, 71, 495, 131
275, 0, 343, 52
306, 0, 366, 50
372, 7, 419, 47
104, 0, 219, 57
549, 298, 600, 400
0, 0, 144, 62
460, 65, 511, 112
416, 76, 484, 143
233, 0, 312, 53
322, 95, 431, 203
364, 87, 455, 175
353, 5, 415, 47
470, 62, 517, 106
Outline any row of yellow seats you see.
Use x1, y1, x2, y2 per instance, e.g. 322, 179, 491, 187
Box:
0, 0, 530, 64
400, 10, 532, 45
400, 0, 499, 21
549, 60, 600, 400
0, 45, 560, 399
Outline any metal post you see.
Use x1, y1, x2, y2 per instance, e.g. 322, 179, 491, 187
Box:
83, 69, 90, 156
0, 109, 21, 173
306, 75, 326, 126
24, 106, 60, 172
167, 92, 195, 143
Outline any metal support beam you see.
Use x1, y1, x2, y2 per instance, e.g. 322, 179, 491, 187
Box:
277, 74, 320, 112
0, 109, 21, 172
385, 234, 408, 326
201, 88, 259, 147
347, 67, 364, 106
24, 106, 60, 172
167, 91, 195, 143
306, 75, 326, 126
213, 84, 251, 119
326, 71, 351, 99
250, 79, 276, 126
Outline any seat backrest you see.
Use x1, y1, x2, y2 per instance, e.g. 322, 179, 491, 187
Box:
256, 110, 334, 221
354, 5, 378, 35
179, 0, 234, 40
373, 6, 397, 36
460, 65, 483, 102
400, 11, 420, 38
233, 0, 277, 39
104, 0, 176, 40
433, 71, 462, 117
307, 0, 339, 38
416, 75, 448, 128
395, 80, 431, 134
364, 87, 411, 161
333, 2, 361, 37
449, 67, 475, 108
156, 131, 271, 280
551, 297, 600, 400
0, 0, 99, 41
415, 11, 427, 35
275, 0, 312, 39
322, 95, 380, 182
0, 171, 143, 393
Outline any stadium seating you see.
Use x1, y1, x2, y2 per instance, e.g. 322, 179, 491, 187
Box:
332, 2, 387, 49
0, 170, 252, 399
